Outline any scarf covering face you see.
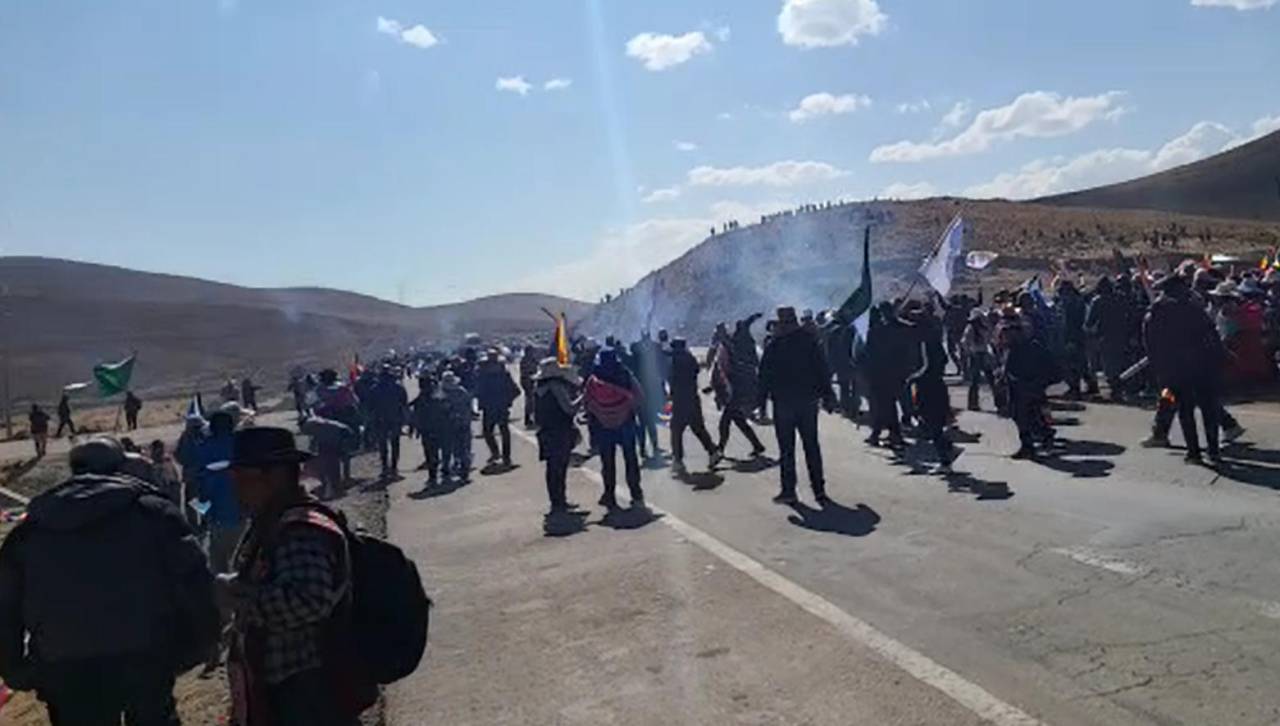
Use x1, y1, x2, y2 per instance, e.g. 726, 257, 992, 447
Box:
584, 375, 637, 429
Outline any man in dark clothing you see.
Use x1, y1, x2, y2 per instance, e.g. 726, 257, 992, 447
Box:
223, 427, 372, 726
717, 315, 767, 457
1085, 276, 1134, 401
519, 345, 540, 427
630, 335, 665, 460
241, 377, 260, 411
1056, 280, 1092, 398
55, 393, 75, 438
823, 317, 859, 418
1003, 321, 1059, 458
124, 390, 143, 431
668, 338, 721, 472
0, 437, 220, 725
28, 404, 50, 458
475, 351, 521, 467
865, 304, 910, 448
939, 293, 977, 377
906, 305, 958, 472
411, 375, 450, 485
1144, 275, 1227, 464
534, 359, 580, 513
758, 307, 837, 504
369, 368, 408, 477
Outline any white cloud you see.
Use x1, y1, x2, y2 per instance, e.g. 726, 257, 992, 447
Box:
625, 31, 714, 71
687, 160, 849, 187
963, 116, 1270, 199
940, 101, 971, 128
495, 76, 532, 96
376, 16, 439, 49
1246, 114, 1280, 141
543, 78, 573, 91
643, 187, 682, 203
1191, 0, 1276, 9
882, 182, 939, 200
674, 141, 699, 152
870, 91, 1126, 163
778, 0, 887, 48
788, 92, 872, 123
715, 26, 732, 42
717, 112, 735, 121
896, 99, 931, 114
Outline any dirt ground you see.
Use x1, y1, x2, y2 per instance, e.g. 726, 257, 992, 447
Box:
0, 442, 390, 725
3, 394, 289, 445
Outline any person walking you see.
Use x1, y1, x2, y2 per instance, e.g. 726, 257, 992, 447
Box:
630, 334, 666, 461
905, 304, 959, 473
1003, 321, 1059, 458
55, 393, 76, 438
519, 344, 540, 427
124, 390, 143, 431
582, 349, 646, 510
439, 372, 474, 483
534, 358, 581, 513
758, 307, 837, 504
240, 377, 259, 411
369, 367, 408, 479
222, 427, 375, 725
476, 350, 521, 468
668, 338, 722, 474
1055, 279, 1092, 399
1086, 276, 1134, 402
149, 439, 183, 507
865, 303, 910, 449
27, 404, 50, 458
0, 437, 220, 725
961, 308, 997, 411
300, 414, 352, 500
410, 375, 449, 487
1144, 275, 1227, 464
717, 315, 768, 456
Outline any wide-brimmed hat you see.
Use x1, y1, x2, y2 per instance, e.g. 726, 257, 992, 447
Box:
535, 357, 579, 384
1211, 280, 1240, 298
229, 426, 312, 470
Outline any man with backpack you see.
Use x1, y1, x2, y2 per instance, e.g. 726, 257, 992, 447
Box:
222, 426, 428, 725
0, 437, 220, 725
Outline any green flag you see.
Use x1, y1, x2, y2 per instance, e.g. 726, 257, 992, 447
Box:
834, 227, 872, 336
94, 355, 136, 398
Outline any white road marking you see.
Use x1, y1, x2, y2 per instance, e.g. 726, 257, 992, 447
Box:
1050, 547, 1149, 577
512, 428, 1046, 726
0, 484, 30, 506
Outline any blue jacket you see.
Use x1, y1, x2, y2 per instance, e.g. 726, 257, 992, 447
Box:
195, 435, 241, 527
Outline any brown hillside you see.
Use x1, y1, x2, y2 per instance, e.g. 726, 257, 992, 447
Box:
1038, 129, 1280, 221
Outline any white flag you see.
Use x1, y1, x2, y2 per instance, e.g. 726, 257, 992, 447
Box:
920, 215, 964, 296
965, 250, 998, 271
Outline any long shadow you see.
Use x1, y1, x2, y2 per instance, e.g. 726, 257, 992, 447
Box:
727, 456, 777, 474
599, 506, 664, 531
787, 499, 881, 537
408, 477, 468, 500
674, 470, 726, 491
948, 428, 984, 444
1222, 442, 1280, 467
1213, 459, 1280, 490
543, 509, 590, 537
480, 462, 520, 477
1047, 400, 1087, 413
1054, 439, 1126, 457
1023, 438, 1124, 479
942, 471, 1014, 501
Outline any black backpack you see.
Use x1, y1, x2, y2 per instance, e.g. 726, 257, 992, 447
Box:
276, 503, 432, 685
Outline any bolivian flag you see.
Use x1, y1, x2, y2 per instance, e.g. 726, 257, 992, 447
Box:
553, 313, 570, 366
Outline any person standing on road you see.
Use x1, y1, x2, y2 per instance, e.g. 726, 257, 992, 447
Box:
905, 303, 959, 473
369, 367, 409, 479
630, 333, 666, 461
534, 358, 581, 513
28, 404, 50, 458
476, 350, 521, 468
865, 303, 909, 449
124, 390, 143, 431
961, 308, 996, 412
0, 437, 220, 725
668, 338, 722, 474
716, 316, 767, 458
583, 349, 646, 510
55, 393, 76, 438
439, 372, 474, 483
1003, 319, 1059, 459
1056, 279, 1092, 399
1086, 276, 1134, 402
1144, 274, 1227, 465
519, 344, 540, 427
758, 307, 837, 505
222, 427, 374, 726
411, 375, 449, 487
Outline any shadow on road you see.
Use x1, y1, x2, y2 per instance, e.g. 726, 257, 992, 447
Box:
543, 509, 590, 537
727, 456, 777, 474
943, 471, 1014, 500
599, 506, 664, 531
676, 469, 726, 491
787, 499, 880, 537
480, 462, 520, 477
1026, 438, 1124, 479
408, 477, 468, 500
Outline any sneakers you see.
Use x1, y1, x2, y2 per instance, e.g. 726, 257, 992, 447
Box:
772, 492, 799, 505
814, 492, 831, 506
1223, 424, 1246, 443
1140, 434, 1170, 449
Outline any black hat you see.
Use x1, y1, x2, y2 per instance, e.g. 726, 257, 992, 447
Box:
230, 427, 312, 469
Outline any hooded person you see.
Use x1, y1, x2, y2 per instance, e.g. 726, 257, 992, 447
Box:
369, 366, 409, 478
758, 307, 837, 504
534, 358, 581, 513
582, 349, 646, 510
1002, 313, 1060, 458
1055, 278, 1092, 398
0, 437, 219, 724
667, 338, 722, 474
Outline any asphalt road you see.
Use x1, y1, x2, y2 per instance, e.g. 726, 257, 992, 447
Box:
383, 383, 1280, 725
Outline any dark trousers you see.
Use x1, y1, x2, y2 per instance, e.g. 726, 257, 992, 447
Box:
545, 442, 572, 510
316, 442, 343, 495
1153, 396, 1237, 439
521, 381, 535, 425
636, 405, 661, 457
40, 656, 179, 726
55, 416, 75, 437
967, 353, 996, 410
268, 668, 359, 726
1061, 342, 1089, 395
1010, 384, 1049, 449
482, 409, 512, 462
915, 377, 953, 461
717, 406, 763, 452
442, 423, 472, 478
377, 423, 401, 471
835, 374, 858, 416
868, 383, 904, 444
898, 387, 915, 424
598, 429, 643, 505
1101, 342, 1130, 398
1170, 382, 1222, 458
773, 399, 824, 496
671, 407, 717, 463
420, 434, 442, 479
126, 411, 139, 430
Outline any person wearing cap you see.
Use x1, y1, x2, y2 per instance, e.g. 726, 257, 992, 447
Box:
221, 427, 373, 725
476, 350, 521, 469
0, 437, 219, 724
1144, 274, 1227, 464
534, 358, 581, 513
758, 306, 837, 504
668, 338, 722, 474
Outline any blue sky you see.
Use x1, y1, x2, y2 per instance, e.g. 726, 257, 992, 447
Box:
2, 0, 1278, 304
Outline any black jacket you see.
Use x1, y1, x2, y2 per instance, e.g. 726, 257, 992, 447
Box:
475, 362, 520, 413
758, 326, 835, 407
1143, 293, 1225, 386
0, 475, 218, 688
668, 348, 703, 409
